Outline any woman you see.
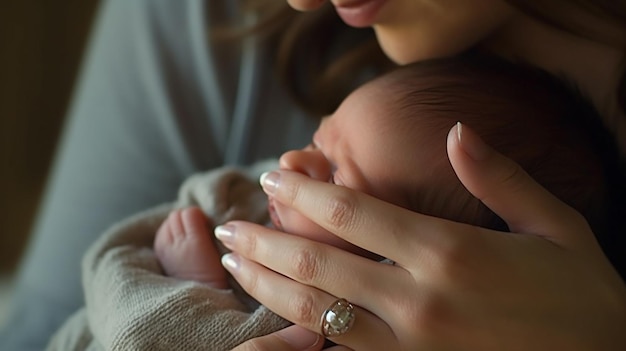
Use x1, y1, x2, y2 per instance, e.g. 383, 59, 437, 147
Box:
229, 0, 626, 350
1, 1, 623, 350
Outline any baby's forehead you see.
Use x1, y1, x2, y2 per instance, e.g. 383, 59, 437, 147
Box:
332, 88, 395, 133
337, 83, 427, 140
344, 77, 402, 112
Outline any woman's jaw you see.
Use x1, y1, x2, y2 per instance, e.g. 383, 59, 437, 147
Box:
286, 0, 326, 11
287, 0, 518, 65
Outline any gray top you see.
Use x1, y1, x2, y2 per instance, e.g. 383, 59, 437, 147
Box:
0, 1, 317, 350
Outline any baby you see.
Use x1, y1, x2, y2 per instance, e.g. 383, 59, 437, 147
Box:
47, 53, 618, 351
155, 52, 616, 298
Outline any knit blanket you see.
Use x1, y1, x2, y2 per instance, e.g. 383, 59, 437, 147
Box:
47, 160, 290, 351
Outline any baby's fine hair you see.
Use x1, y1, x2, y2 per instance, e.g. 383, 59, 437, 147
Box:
379, 52, 621, 240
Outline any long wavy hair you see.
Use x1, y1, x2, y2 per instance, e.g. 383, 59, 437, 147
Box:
219, 1, 394, 117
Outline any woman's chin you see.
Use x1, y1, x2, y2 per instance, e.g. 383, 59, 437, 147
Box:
371, 26, 410, 62
374, 26, 458, 65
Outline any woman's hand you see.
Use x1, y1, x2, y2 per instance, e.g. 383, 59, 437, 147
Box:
218, 123, 626, 350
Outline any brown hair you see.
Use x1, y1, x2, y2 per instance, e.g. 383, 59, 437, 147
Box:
502, 0, 626, 127
224, 1, 395, 117
381, 53, 623, 274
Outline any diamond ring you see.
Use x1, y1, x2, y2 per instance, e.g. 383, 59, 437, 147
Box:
320, 298, 356, 337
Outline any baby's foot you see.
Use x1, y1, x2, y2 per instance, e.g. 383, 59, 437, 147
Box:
154, 207, 227, 288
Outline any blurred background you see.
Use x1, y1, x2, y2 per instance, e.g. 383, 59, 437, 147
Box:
0, 2, 98, 324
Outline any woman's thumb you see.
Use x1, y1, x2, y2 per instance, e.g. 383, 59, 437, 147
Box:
446, 122, 590, 245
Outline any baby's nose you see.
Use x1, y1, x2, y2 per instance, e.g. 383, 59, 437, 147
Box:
279, 149, 332, 182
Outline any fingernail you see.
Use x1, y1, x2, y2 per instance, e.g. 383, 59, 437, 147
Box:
221, 253, 240, 271
214, 224, 235, 244
276, 325, 322, 350
456, 122, 491, 161
260, 171, 280, 195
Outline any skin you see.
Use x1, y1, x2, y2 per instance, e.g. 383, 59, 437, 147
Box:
272, 77, 438, 261
155, 80, 412, 282
230, 0, 626, 349
155, 73, 446, 283
294, 0, 516, 64
154, 207, 229, 288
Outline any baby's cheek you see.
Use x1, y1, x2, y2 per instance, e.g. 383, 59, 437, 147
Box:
277, 202, 380, 259
275, 203, 329, 241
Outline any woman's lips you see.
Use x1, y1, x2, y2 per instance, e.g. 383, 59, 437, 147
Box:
333, 0, 387, 27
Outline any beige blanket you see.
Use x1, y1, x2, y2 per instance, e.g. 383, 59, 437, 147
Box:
47, 161, 290, 351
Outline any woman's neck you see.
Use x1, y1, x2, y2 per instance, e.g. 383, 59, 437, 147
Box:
485, 13, 626, 152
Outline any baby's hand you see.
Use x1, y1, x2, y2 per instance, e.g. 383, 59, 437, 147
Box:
154, 207, 228, 288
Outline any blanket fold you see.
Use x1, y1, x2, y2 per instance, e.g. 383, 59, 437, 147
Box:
47, 161, 290, 351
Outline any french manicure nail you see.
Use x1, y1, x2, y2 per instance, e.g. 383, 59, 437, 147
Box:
260, 171, 280, 195
214, 225, 235, 243
221, 253, 240, 271
456, 121, 491, 161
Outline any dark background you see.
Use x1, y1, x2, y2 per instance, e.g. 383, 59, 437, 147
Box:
0, 2, 98, 273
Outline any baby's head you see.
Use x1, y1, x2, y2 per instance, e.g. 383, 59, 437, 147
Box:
269, 53, 615, 259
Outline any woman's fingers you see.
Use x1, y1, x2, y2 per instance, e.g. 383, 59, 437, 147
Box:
226, 122, 625, 351
216, 222, 405, 318
447, 123, 592, 245
259, 170, 471, 267
231, 325, 324, 351
220, 248, 398, 350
